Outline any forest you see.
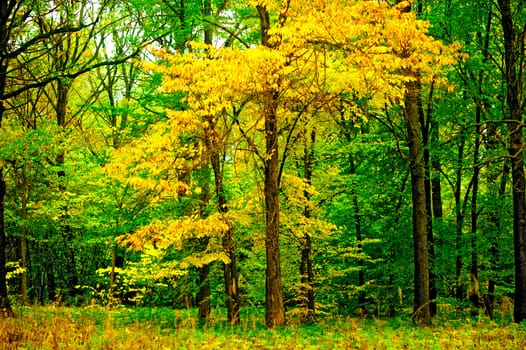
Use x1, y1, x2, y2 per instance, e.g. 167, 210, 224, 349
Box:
1, 0, 526, 348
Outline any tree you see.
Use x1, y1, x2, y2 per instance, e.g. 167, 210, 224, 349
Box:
143, 0, 457, 327
285, 0, 456, 325
403, 75, 430, 324
255, 3, 287, 328
497, 0, 526, 323
0, 0, 149, 315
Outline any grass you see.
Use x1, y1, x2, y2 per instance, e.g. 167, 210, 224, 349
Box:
1, 306, 526, 349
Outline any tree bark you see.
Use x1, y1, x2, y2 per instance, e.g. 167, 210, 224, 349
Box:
55, 79, 79, 300
0, 0, 13, 317
498, 0, 526, 323
195, 162, 212, 320
430, 117, 443, 316
469, 102, 482, 309
210, 145, 240, 324
470, 9, 492, 311
257, 4, 286, 328
19, 168, 29, 305
350, 157, 366, 315
0, 168, 12, 316
108, 240, 124, 305
263, 92, 286, 328
300, 129, 316, 322
196, 0, 214, 322
404, 78, 430, 325
485, 160, 510, 319
197, 257, 211, 319
342, 124, 366, 315
419, 81, 436, 317
454, 130, 466, 302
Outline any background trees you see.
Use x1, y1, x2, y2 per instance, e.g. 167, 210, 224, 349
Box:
1, 0, 525, 329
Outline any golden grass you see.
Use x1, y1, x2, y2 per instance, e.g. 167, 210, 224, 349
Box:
1, 306, 525, 349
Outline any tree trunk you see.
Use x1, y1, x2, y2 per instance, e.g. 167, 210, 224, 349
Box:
419, 81, 436, 317
209, 142, 240, 324
0, 168, 13, 316
498, 0, 526, 323
485, 160, 509, 320
454, 130, 466, 302
397, 0, 430, 324
55, 80, 79, 300
470, 9, 492, 311
20, 168, 29, 305
469, 104, 482, 309
0, 0, 13, 316
509, 101, 526, 323
196, 162, 212, 320
430, 118, 443, 316
195, 0, 215, 322
350, 162, 366, 315
300, 129, 316, 322
430, 123, 443, 220
197, 257, 211, 319
257, 4, 286, 328
263, 93, 286, 328
343, 126, 366, 315
222, 226, 240, 324
388, 172, 409, 315
108, 242, 124, 305
404, 78, 430, 325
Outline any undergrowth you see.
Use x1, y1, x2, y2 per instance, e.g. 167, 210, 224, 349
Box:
1, 306, 525, 349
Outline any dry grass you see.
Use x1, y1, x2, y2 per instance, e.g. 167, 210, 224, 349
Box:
1, 306, 525, 349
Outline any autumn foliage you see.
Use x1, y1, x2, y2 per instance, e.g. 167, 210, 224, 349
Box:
6, 0, 526, 339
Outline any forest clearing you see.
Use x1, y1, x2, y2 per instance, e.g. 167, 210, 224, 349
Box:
1, 306, 526, 349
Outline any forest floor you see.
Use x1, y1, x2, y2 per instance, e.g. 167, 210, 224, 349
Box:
1, 306, 525, 349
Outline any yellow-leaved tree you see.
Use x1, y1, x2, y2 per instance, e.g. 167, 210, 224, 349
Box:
274, 0, 458, 325
97, 98, 232, 306
120, 0, 456, 327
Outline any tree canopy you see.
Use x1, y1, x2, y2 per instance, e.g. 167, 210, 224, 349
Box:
0, 0, 525, 329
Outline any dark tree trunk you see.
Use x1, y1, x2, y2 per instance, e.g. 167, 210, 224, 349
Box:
202, 87, 240, 323
201, 0, 239, 319
0, 0, 13, 316
498, 0, 526, 323
109, 243, 125, 304
430, 117, 443, 316
469, 104, 482, 309
299, 234, 315, 319
263, 94, 286, 328
19, 169, 29, 305
509, 97, 526, 323
397, 1, 430, 325
454, 129, 466, 301
197, 257, 211, 319
485, 161, 510, 319
419, 81, 436, 317
222, 227, 240, 324
0, 168, 12, 316
55, 80, 79, 300
209, 148, 240, 324
388, 172, 409, 315
257, 4, 286, 328
430, 131, 443, 220
196, 162, 212, 320
404, 78, 430, 325
350, 160, 366, 315
300, 129, 316, 322
470, 9, 492, 311
343, 126, 366, 315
